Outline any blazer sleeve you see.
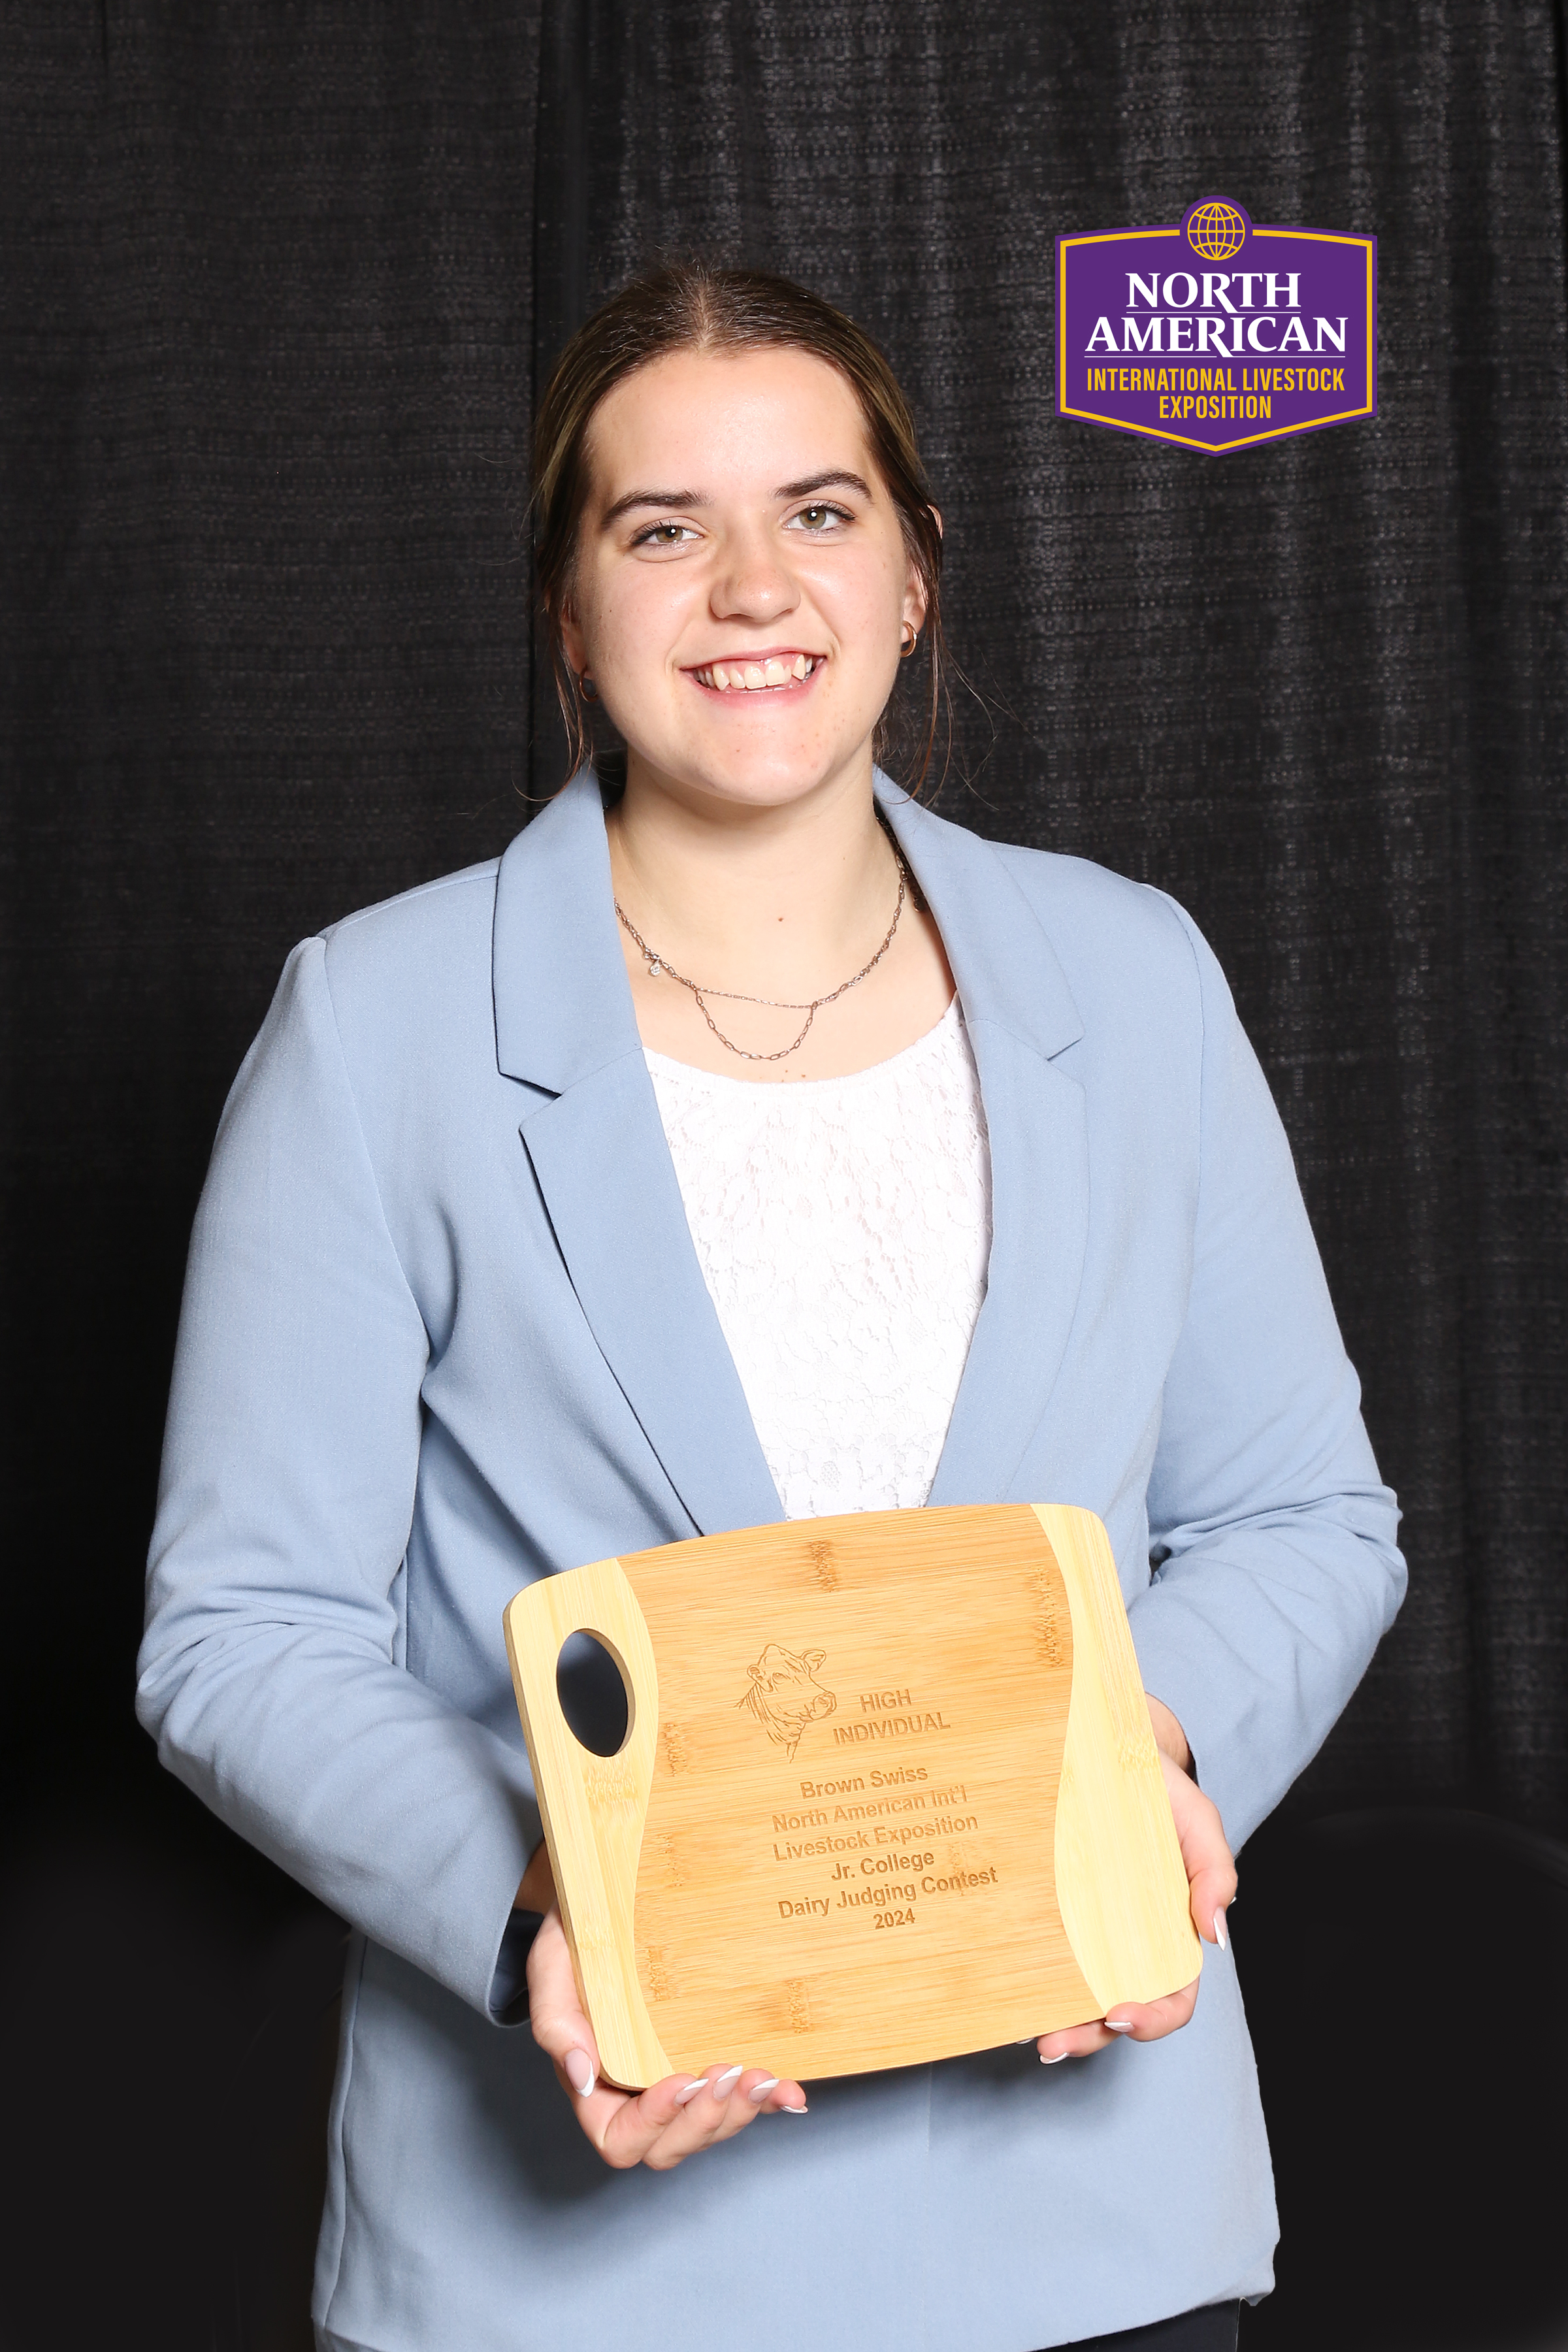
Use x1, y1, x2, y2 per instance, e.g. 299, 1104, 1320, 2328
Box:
136, 938, 543, 2021
1124, 898, 1407, 1853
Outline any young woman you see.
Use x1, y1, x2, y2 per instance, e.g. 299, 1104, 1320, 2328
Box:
139, 266, 1404, 2352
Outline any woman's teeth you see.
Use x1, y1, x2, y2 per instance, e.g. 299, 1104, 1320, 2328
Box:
693, 653, 818, 691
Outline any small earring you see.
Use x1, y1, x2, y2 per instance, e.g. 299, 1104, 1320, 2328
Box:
578, 672, 598, 700
900, 624, 919, 658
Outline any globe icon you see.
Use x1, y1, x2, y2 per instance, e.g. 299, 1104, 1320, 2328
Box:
1187, 202, 1247, 260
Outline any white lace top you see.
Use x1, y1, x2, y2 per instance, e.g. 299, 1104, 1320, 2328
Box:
645, 996, 993, 1520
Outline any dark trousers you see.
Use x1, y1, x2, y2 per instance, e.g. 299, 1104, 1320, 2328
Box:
1040, 2301, 1241, 2352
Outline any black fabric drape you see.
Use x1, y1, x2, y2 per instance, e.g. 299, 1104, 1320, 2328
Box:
3, 12, 1565, 2349
527, 0, 1568, 1828
3, 3, 1565, 1842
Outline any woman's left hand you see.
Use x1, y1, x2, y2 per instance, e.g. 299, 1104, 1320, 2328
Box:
1034, 1700, 1236, 2063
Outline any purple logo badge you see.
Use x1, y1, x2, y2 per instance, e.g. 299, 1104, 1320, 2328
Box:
1056, 197, 1376, 452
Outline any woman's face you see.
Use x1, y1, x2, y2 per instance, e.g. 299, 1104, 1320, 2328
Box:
561, 344, 928, 815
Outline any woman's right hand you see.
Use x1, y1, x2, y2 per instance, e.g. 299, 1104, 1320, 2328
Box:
521, 1863, 807, 2169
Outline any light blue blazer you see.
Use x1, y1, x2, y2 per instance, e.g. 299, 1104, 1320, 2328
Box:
139, 770, 1404, 2352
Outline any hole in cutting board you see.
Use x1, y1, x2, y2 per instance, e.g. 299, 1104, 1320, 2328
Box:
555, 1631, 631, 1757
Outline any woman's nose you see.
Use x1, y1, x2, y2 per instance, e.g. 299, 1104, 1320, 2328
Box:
710, 530, 799, 623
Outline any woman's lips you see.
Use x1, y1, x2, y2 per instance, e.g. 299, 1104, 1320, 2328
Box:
687, 652, 824, 693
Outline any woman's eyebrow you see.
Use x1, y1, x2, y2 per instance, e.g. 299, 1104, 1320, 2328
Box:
600, 487, 708, 527
600, 468, 875, 529
775, 469, 874, 501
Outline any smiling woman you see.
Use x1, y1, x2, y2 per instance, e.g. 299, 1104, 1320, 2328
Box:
569, 355, 915, 800
137, 261, 1404, 2352
529, 270, 959, 1080
533, 265, 947, 793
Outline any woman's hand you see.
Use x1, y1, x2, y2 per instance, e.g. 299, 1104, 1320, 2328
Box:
519, 1850, 807, 2168
1034, 1698, 1236, 2065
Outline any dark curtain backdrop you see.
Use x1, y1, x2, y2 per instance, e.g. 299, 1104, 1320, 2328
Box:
7, 0, 1565, 1822
3, 5, 1566, 2344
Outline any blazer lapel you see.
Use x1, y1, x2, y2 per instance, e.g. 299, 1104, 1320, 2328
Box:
491, 770, 1091, 1531
876, 782, 1090, 1506
493, 775, 783, 1537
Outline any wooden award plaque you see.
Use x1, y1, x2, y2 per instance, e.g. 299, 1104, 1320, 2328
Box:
503, 1503, 1199, 2087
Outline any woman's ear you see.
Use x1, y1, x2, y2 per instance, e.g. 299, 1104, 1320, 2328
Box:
559, 600, 587, 681
902, 506, 941, 635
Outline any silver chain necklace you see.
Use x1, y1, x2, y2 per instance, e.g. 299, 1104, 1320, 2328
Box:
614, 845, 909, 1063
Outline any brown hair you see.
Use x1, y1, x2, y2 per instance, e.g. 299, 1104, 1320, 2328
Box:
532, 262, 948, 794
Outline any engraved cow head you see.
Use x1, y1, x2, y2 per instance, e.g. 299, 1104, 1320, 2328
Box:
739, 1642, 838, 1759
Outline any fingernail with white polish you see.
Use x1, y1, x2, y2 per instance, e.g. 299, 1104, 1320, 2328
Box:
1104, 2019, 1134, 2034
779, 2100, 809, 2113
1041, 2051, 1070, 2065
674, 2076, 709, 2107
714, 2065, 743, 2095
564, 2049, 595, 2097
749, 2075, 781, 2104
1213, 1909, 1228, 1951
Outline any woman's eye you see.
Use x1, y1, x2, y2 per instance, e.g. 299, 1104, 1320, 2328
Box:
789, 503, 851, 533
633, 522, 698, 548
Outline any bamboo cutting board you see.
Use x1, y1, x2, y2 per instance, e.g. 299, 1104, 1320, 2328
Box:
503, 1503, 1198, 2087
